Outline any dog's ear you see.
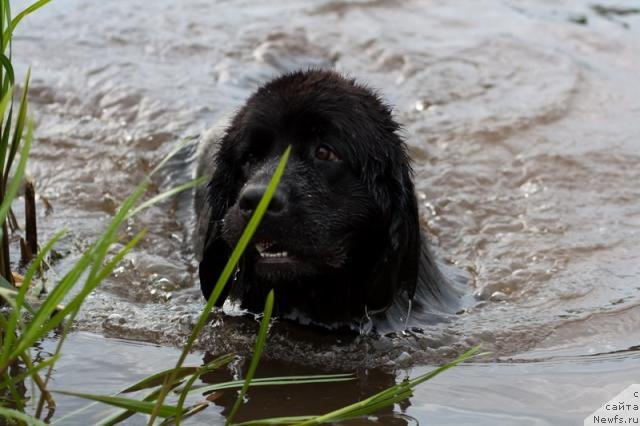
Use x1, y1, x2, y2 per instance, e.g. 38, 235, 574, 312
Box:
198, 135, 243, 305
365, 148, 421, 312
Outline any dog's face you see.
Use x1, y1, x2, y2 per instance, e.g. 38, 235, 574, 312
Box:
222, 123, 379, 283
199, 70, 421, 326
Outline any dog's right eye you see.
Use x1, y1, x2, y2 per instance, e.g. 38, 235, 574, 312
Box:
314, 144, 340, 162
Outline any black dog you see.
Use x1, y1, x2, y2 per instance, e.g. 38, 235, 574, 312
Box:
195, 70, 460, 330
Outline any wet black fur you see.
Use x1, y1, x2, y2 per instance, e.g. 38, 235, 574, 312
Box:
196, 69, 456, 329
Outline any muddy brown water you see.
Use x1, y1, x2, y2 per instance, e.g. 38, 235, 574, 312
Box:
9, 0, 640, 424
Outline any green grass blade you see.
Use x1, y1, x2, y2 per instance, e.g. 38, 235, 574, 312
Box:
62, 392, 162, 426
9, 249, 96, 360
0, 276, 17, 305
149, 136, 195, 177
0, 407, 47, 426
53, 390, 182, 419
9, 247, 117, 361
173, 378, 207, 426
0, 107, 13, 181
127, 175, 207, 218
3, 67, 29, 184
63, 378, 187, 426
0, 354, 58, 391
0, 0, 5, 48
408, 346, 484, 388
190, 374, 353, 396
0, 282, 35, 317
159, 403, 209, 426
148, 146, 291, 425
0, 115, 30, 231
1, 373, 24, 411
99, 382, 184, 426
121, 367, 198, 394
0, 282, 37, 320
0, 0, 10, 54
0, 52, 13, 86
226, 289, 274, 425
0, 82, 11, 111
0, 230, 65, 365
235, 416, 316, 426
1, 0, 51, 51
172, 354, 235, 425
52, 401, 101, 425
83, 184, 147, 284
82, 228, 147, 293
19, 229, 65, 288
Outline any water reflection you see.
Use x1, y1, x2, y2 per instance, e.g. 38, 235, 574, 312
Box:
199, 354, 413, 425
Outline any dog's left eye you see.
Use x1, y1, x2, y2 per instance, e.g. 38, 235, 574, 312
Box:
314, 144, 340, 162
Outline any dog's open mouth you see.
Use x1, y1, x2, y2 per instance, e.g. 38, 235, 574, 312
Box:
254, 240, 293, 262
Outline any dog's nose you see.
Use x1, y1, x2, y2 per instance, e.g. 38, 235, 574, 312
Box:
238, 184, 286, 217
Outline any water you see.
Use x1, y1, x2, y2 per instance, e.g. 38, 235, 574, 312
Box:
10, 0, 640, 424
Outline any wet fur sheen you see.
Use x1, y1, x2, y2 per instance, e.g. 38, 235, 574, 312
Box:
195, 69, 458, 330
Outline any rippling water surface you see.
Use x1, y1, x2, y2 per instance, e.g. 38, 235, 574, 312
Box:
13, 0, 640, 424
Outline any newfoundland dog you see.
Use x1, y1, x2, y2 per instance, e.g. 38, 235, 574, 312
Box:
195, 69, 461, 331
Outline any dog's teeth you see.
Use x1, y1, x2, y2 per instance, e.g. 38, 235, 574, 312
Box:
255, 242, 275, 255
259, 251, 289, 259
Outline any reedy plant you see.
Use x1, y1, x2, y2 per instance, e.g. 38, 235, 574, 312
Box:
0, 0, 51, 285
0, 133, 208, 424
0, 3, 211, 422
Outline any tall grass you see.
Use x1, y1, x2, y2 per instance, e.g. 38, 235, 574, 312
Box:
0, 0, 51, 285
0, 1, 52, 422
0, 133, 208, 423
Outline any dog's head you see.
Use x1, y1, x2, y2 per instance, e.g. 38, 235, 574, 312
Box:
199, 70, 421, 325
